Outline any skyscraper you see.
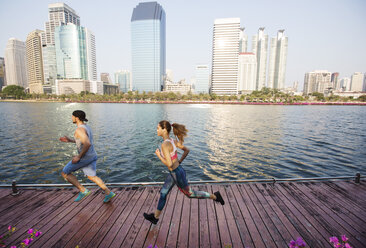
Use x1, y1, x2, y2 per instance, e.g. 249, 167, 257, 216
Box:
268, 30, 288, 90
340, 77, 351, 91
331, 72, 340, 91
42, 3, 80, 92
26, 30, 45, 93
238, 53, 257, 93
115, 70, 131, 92
211, 18, 240, 95
0, 57, 5, 90
303, 70, 331, 95
55, 24, 88, 80
350, 72, 364, 92
85, 28, 97, 81
252, 27, 268, 90
239, 28, 248, 53
4, 38, 28, 88
131, 2, 166, 92
195, 65, 209, 94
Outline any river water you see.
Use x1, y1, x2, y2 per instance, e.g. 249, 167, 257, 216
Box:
0, 102, 365, 184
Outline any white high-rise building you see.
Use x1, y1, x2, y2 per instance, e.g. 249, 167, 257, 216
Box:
4, 38, 28, 88
42, 3, 80, 92
211, 18, 240, 95
85, 28, 97, 81
252, 27, 268, 90
303, 70, 331, 95
239, 28, 248, 53
238, 53, 257, 93
26, 30, 44, 93
340, 77, 351, 91
268, 30, 288, 90
195, 65, 209, 94
364, 73, 366, 92
350, 72, 364, 92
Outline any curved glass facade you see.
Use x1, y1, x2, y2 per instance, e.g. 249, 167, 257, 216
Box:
55, 24, 87, 80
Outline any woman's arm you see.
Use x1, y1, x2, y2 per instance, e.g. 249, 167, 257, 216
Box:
175, 141, 190, 164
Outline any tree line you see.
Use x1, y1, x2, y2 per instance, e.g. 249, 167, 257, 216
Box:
1, 85, 366, 103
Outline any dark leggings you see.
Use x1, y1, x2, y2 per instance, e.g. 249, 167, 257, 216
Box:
157, 165, 211, 211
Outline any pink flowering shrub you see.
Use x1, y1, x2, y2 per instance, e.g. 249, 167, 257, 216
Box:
289, 235, 352, 248
0, 226, 42, 248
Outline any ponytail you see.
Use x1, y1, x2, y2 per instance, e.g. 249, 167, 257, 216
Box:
172, 123, 188, 143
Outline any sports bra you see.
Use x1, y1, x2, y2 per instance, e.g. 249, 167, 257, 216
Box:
160, 138, 178, 161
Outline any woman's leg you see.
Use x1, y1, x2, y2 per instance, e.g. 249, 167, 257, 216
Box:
174, 166, 213, 199
155, 173, 175, 218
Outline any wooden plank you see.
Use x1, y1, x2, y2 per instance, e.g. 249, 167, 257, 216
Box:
273, 183, 334, 247
257, 183, 324, 247
0, 189, 43, 217
226, 184, 254, 248
132, 186, 161, 248
37, 189, 105, 247
110, 187, 153, 247
165, 185, 184, 248
3, 189, 71, 245
304, 182, 366, 232
231, 184, 266, 248
121, 187, 159, 248
143, 186, 178, 248
84, 187, 138, 248
197, 185, 211, 248
252, 183, 302, 242
218, 184, 244, 248
64, 188, 125, 248
155, 187, 179, 248
97, 187, 145, 248
246, 183, 287, 247
288, 182, 366, 247
188, 185, 200, 248
211, 184, 232, 247
318, 182, 366, 219
238, 184, 277, 248
326, 181, 366, 209
205, 185, 221, 248
0, 189, 11, 198
28, 188, 99, 247
177, 188, 191, 248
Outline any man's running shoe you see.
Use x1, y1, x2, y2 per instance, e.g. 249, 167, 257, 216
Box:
103, 192, 116, 203
75, 189, 91, 202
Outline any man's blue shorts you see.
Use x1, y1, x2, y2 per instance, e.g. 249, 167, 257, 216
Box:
62, 156, 97, 177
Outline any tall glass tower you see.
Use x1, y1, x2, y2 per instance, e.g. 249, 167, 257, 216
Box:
55, 24, 88, 80
131, 2, 166, 92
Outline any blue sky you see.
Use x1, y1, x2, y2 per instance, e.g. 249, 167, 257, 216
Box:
1, 0, 365, 90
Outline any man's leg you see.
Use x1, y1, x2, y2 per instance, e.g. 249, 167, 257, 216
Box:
87, 175, 110, 195
61, 172, 87, 192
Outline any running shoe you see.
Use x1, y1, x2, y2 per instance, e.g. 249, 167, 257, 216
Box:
143, 213, 159, 224
214, 191, 225, 205
75, 189, 91, 202
103, 192, 116, 203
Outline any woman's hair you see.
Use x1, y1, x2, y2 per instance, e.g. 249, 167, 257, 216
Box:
159, 120, 188, 143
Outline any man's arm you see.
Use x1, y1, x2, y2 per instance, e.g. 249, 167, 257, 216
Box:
59, 136, 76, 143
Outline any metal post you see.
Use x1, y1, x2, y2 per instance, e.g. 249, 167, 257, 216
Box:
355, 173, 361, 183
11, 181, 20, 196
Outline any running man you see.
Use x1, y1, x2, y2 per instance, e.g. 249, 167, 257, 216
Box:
60, 110, 115, 202
143, 120, 225, 224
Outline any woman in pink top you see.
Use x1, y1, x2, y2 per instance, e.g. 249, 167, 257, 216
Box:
143, 120, 225, 225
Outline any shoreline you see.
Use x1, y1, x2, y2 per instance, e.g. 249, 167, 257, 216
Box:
1, 99, 366, 105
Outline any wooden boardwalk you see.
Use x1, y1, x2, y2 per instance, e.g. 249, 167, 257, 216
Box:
0, 180, 365, 248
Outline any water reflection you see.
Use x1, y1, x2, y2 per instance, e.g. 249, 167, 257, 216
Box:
0, 103, 365, 184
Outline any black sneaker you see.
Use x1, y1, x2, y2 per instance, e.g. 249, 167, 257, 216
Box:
214, 191, 225, 205
143, 212, 159, 224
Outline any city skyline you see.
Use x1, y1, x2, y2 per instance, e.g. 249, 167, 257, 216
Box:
1, 0, 365, 91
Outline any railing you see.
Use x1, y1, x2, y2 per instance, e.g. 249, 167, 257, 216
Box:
0, 173, 363, 196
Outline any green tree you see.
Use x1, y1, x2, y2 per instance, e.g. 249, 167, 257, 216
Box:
2, 85, 26, 99
358, 95, 366, 102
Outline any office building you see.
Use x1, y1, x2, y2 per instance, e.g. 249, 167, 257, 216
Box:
26, 30, 45, 93
268, 29, 288, 89
4, 38, 28, 88
131, 2, 166, 92
238, 52, 257, 93
252, 27, 268, 90
195, 65, 209, 94
211, 18, 240, 95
